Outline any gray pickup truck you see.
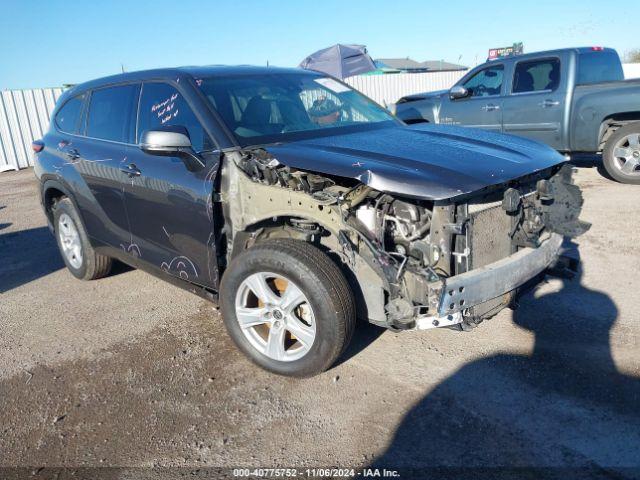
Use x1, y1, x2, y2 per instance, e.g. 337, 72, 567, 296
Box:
393, 47, 640, 184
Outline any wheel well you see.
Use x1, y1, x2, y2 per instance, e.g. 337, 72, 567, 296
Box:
234, 218, 371, 323
599, 114, 640, 150
43, 187, 66, 223
235, 216, 334, 253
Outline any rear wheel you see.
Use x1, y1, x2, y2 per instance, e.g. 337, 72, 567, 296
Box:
603, 123, 640, 184
219, 239, 355, 377
53, 197, 112, 280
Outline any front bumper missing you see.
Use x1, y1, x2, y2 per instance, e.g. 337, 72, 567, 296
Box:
416, 233, 563, 330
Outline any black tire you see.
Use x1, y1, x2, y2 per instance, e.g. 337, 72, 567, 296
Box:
53, 197, 112, 280
219, 239, 356, 377
602, 123, 640, 184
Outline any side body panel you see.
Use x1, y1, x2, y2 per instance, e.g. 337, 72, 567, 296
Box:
570, 79, 640, 151
38, 105, 132, 248
122, 147, 220, 288
68, 135, 131, 247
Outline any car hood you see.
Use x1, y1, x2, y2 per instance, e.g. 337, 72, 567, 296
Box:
265, 123, 566, 201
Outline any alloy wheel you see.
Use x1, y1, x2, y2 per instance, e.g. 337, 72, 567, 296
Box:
58, 213, 83, 269
612, 133, 640, 176
234, 272, 316, 362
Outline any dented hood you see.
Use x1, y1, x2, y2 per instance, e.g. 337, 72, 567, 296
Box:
265, 123, 566, 200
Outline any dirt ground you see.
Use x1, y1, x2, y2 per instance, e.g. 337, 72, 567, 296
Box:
0, 161, 639, 479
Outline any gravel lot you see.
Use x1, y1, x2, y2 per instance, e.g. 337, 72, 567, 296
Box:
0, 162, 638, 479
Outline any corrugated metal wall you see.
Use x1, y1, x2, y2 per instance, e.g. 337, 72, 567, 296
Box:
345, 70, 467, 106
0, 88, 63, 172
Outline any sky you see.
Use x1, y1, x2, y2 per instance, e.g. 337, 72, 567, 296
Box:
1, 0, 638, 90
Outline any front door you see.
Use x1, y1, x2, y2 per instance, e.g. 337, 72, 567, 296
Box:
502, 57, 565, 149
439, 63, 505, 132
123, 81, 220, 288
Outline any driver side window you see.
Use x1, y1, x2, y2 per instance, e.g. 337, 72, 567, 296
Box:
138, 82, 213, 152
463, 65, 504, 97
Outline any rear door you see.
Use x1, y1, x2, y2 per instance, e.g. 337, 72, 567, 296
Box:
438, 63, 504, 132
122, 81, 219, 288
502, 57, 566, 149
69, 84, 139, 248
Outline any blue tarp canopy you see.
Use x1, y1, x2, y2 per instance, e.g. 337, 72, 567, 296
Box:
299, 44, 376, 79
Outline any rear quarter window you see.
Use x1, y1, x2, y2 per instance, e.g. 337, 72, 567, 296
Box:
55, 94, 85, 134
577, 51, 624, 85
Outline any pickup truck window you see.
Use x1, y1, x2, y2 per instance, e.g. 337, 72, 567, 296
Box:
463, 65, 504, 97
577, 50, 624, 85
512, 58, 560, 94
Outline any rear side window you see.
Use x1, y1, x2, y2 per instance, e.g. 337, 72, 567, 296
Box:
577, 50, 624, 85
86, 85, 138, 143
463, 65, 504, 97
138, 83, 212, 152
512, 58, 561, 93
55, 94, 85, 134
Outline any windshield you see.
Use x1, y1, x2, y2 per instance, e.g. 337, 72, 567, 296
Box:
198, 73, 397, 146
577, 50, 624, 85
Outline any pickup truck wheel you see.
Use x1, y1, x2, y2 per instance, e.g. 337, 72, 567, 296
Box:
53, 198, 112, 280
219, 239, 355, 377
603, 123, 640, 184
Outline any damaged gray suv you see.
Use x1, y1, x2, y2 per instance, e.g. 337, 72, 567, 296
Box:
34, 66, 589, 377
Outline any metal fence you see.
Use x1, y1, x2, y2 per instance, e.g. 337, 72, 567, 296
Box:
345, 70, 467, 107
2, 63, 640, 172
0, 88, 63, 172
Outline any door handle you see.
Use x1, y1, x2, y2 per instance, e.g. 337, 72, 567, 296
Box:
120, 163, 142, 177
539, 99, 560, 108
66, 149, 80, 161
481, 104, 500, 111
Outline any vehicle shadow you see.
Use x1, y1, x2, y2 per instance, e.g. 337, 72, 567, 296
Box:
0, 226, 132, 293
570, 153, 613, 180
370, 243, 640, 479
0, 226, 65, 293
334, 321, 386, 367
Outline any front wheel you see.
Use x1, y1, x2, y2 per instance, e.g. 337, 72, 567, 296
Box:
602, 123, 640, 184
219, 239, 356, 377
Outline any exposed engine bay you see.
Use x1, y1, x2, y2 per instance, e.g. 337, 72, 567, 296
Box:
219, 147, 590, 332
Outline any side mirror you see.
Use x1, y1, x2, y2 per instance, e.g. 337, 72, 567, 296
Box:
139, 128, 205, 171
449, 85, 469, 100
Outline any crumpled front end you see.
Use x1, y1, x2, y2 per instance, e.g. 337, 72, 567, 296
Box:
221, 148, 589, 332
364, 163, 590, 330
